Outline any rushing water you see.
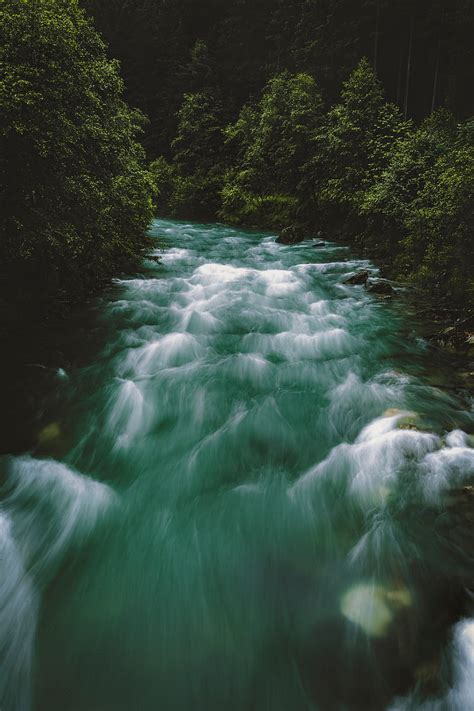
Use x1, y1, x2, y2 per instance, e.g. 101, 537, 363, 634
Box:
1, 219, 474, 711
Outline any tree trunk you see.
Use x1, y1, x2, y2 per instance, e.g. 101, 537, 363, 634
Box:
431, 41, 440, 113
396, 45, 403, 106
373, 0, 381, 72
404, 15, 415, 119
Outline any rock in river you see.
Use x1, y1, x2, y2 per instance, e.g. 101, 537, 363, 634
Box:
365, 278, 395, 295
276, 225, 307, 245
343, 270, 369, 285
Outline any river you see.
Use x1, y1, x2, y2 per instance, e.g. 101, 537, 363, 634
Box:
1, 219, 474, 710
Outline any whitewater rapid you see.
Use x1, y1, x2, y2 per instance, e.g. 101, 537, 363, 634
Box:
1, 219, 473, 710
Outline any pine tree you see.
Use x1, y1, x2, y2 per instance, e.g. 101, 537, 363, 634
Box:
221, 71, 325, 227
308, 58, 407, 223
170, 91, 225, 219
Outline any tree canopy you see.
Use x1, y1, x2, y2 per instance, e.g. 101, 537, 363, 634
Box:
0, 0, 153, 309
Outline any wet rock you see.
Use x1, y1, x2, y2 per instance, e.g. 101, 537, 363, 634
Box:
383, 408, 401, 416
385, 411, 419, 431
343, 270, 369, 285
37, 422, 61, 447
36, 421, 71, 457
146, 254, 162, 264
431, 314, 474, 351
458, 371, 474, 391
276, 225, 306, 245
398, 421, 420, 432
365, 278, 395, 295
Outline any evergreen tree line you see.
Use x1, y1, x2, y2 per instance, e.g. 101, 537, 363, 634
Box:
83, 0, 474, 157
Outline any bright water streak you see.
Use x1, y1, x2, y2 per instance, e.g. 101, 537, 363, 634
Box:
1, 219, 474, 710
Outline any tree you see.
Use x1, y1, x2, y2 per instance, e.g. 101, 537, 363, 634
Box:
305, 58, 407, 227
170, 90, 226, 219
360, 108, 456, 258
0, 0, 153, 309
221, 71, 324, 227
401, 117, 474, 299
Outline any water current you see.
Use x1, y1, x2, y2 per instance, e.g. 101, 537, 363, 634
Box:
1, 219, 474, 710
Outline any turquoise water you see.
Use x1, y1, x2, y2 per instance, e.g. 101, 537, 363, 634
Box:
1, 219, 474, 710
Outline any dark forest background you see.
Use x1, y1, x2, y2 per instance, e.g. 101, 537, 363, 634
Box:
83, 0, 474, 156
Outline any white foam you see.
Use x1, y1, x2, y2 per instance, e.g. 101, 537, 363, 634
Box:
159, 248, 192, 263
356, 412, 413, 443
389, 619, 474, 711
242, 328, 353, 362
0, 512, 38, 711
108, 379, 148, 448
124, 333, 204, 375
258, 269, 301, 296
446, 430, 470, 448
0, 456, 113, 710
5, 456, 117, 573
193, 263, 253, 284
309, 300, 331, 316
421, 445, 474, 503
181, 308, 222, 335
293, 413, 440, 508
446, 620, 474, 710
222, 354, 272, 387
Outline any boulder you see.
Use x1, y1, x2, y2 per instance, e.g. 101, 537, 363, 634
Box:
431, 314, 474, 350
365, 278, 395, 295
276, 225, 306, 245
343, 270, 369, 285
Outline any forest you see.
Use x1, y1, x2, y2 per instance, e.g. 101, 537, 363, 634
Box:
1, 0, 473, 308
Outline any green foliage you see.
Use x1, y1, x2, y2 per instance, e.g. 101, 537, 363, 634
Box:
360, 109, 456, 254
172, 91, 224, 173
358, 107, 474, 302
221, 72, 324, 228
220, 180, 298, 229
170, 90, 225, 219
304, 59, 408, 219
0, 0, 153, 306
149, 156, 177, 215
171, 170, 224, 221
400, 119, 474, 300
227, 57, 474, 303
